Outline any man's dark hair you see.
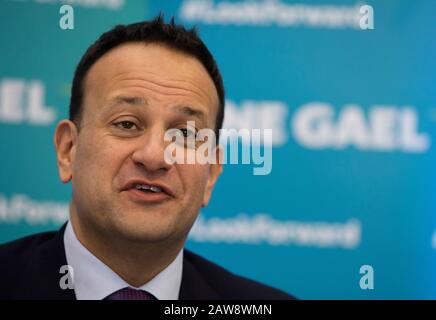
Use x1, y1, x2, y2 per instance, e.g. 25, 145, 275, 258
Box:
69, 14, 225, 139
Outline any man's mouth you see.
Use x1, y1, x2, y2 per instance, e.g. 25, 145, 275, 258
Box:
121, 179, 175, 203
133, 183, 164, 194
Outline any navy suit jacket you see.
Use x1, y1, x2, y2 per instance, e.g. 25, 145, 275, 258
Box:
0, 224, 294, 300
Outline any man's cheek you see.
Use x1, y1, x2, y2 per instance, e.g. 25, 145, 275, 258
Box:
188, 176, 208, 201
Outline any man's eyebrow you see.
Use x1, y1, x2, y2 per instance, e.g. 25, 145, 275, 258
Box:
105, 97, 208, 122
174, 105, 207, 123
107, 96, 148, 107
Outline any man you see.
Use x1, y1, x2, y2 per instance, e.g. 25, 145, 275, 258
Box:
0, 16, 294, 300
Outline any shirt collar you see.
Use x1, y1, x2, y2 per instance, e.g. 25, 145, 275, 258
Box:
63, 221, 183, 300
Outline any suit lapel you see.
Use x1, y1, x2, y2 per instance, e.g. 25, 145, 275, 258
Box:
179, 250, 221, 300
23, 223, 76, 300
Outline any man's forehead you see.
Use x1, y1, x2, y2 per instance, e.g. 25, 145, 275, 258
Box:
83, 42, 219, 117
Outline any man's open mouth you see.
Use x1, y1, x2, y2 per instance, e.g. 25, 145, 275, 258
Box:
133, 184, 164, 194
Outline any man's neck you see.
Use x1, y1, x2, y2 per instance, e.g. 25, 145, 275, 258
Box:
69, 212, 184, 288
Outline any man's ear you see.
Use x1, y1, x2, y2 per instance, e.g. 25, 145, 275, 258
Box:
202, 145, 223, 207
54, 120, 78, 184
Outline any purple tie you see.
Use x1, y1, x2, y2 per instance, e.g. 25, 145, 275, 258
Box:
104, 287, 157, 300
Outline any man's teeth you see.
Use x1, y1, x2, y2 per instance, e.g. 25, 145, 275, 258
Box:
134, 184, 163, 193
149, 186, 162, 192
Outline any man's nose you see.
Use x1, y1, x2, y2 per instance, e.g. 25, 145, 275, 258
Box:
130, 128, 172, 173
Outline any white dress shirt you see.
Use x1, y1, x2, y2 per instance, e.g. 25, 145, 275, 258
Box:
63, 221, 183, 300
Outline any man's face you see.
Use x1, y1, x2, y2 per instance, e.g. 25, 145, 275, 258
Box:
56, 43, 222, 245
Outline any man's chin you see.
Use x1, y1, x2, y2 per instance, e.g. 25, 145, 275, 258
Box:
110, 220, 177, 244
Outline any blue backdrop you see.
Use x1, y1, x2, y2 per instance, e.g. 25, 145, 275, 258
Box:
1, 0, 435, 299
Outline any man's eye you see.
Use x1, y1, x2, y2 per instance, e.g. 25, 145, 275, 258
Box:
114, 121, 137, 130
179, 128, 196, 138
